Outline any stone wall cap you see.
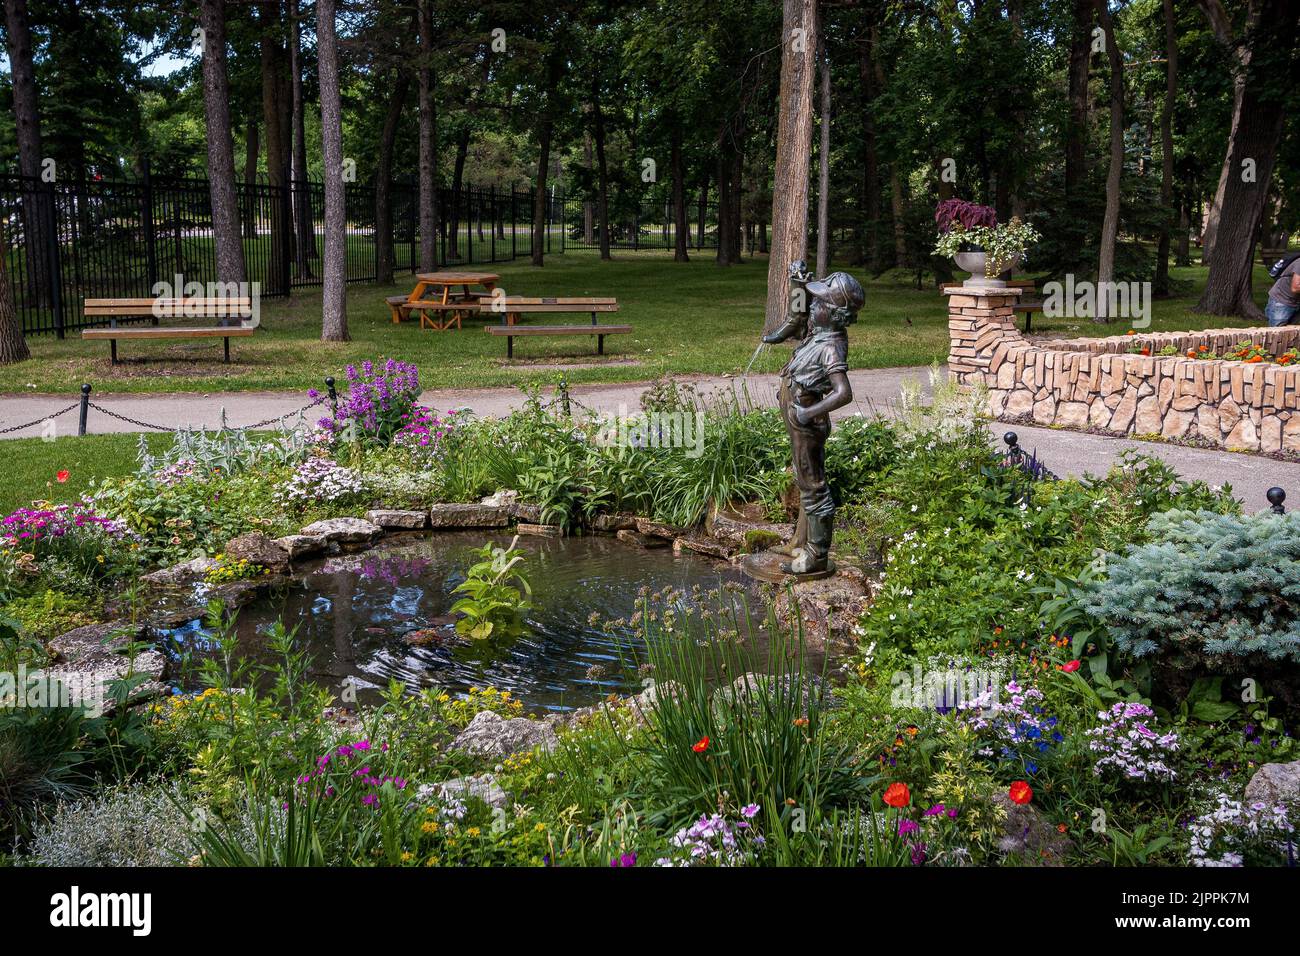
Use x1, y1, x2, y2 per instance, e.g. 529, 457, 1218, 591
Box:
941, 284, 1024, 297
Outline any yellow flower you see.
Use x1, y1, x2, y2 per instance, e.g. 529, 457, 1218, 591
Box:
421, 821, 439, 834
466, 827, 481, 838
400, 851, 414, 862
533, 823, 546, 833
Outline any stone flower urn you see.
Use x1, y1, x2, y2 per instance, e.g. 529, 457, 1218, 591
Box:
955, 250, 1021, 288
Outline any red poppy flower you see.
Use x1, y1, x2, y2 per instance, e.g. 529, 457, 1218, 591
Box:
691, 735, 709, 753
1059, 660, 1081, 673
1009, 781, 1033, 805
882, 782, 911, 808
55, 470, 69, 483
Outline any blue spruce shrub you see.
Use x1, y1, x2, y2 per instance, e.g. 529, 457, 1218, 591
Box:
1081, 509, 1300, 665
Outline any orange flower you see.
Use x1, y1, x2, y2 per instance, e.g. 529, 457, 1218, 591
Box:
1057, 824, 1068, 833
1139, 347, 1151, 356
882, 782, 911, 808
1126, 329, 1136, 336
56, 470, 69, 483
1059, 660, 1081, 673
1009, 781, 1033, 805
1186, 350, 1197, 359
691, 735, 709, 753
793, 717, 809, 728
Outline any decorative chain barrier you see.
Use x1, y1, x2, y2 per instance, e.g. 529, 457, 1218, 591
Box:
0, 379, 337, 438
0, 402, 80, 435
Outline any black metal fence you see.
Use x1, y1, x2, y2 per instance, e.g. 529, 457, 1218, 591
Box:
0, 173, 567, 337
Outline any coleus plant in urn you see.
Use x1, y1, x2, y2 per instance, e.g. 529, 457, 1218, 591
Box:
933, 198, 1041, 288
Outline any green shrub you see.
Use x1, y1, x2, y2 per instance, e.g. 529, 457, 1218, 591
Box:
1081, 509, 1300, 666
22, 781, 193, 867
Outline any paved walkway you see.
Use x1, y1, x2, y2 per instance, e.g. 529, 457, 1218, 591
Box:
1, 368, 1295, 509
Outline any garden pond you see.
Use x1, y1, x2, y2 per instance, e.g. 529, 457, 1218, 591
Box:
160, 532, 788, 712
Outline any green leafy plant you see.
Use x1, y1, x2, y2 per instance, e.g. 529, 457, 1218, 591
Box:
450, 537, 533, 640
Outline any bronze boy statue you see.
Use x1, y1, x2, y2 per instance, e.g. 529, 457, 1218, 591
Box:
760, 261, 864, 576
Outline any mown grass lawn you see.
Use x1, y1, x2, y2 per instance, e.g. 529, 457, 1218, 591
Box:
0, 251, 1276, 396
0, 432, 174, 515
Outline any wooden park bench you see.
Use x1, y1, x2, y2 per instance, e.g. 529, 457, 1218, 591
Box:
81, 297, 258, 364
1007, 280, 1044, 333
481, 298, 629, 358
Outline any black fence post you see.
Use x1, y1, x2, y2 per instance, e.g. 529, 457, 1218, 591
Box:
142, 156, 157, 292
511, 188, 517, 260
78, 384, 91, 436
1268, 487, 1286, 514
45, 179, 65, 339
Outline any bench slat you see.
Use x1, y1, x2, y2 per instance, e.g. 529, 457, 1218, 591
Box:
484, 325, 631, 336
81, 328, 257, 339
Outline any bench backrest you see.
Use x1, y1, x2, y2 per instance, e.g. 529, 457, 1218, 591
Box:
84, 297, 257, 329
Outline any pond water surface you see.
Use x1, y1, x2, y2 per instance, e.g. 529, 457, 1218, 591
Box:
165, 532, 759, 712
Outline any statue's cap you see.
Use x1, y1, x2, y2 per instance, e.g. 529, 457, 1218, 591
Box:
806, 272, 865, 311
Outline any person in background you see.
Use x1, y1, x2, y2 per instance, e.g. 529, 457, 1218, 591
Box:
1266, 254, 1300, 326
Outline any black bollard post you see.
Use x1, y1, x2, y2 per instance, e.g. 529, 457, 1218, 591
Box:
78, 384, 91, 436
1267, 487, 1286, 515
325, 376, 338, 416
1003, 430, 1022, 466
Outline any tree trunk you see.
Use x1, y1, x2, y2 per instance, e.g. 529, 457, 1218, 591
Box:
289, 0, 315, 278
3, 0, 49, 306
450, 128, 469, 258
1155, 0, 1178, 295
417, 0, 438, 271
199, 0, 247, 284
856, 35, 881, 271
1195, 0, 1297, 319
593, 90, 611, 260
582, 132, 595, 244
815, 35, 831, 277
260, 0, 291, 294
1176, 189, 1191, 266
671, 126, 689, 262
0, 230, 30, 364
1197, 0, 1255, 266
765, 0, 818, 331
317, 0, 348, 341
1094, 0, 1123, 322
1064, 0, 1092, 200
243, 120, 259, 241
375, 71, 409, 286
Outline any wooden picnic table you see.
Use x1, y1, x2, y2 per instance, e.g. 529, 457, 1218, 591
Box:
387, 271, 501, 329
412, 271, 499, 305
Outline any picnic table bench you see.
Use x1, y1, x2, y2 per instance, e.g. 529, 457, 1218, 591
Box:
481, 298, 628, 358
386, 271, 499, 326
81, 297, 257, 364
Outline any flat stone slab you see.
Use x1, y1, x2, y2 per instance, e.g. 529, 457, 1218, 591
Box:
706, 508, 794, 547
516, 522, 562, 537
141, 556, 219, 586
592, 513, 638, 533
673, 534, 735, 559
366, 508, 428, 529
224, 532, 290, 572
274, 533, 327, 561
635, 517, 686, 539
301, 516, 383, 544
616, 529, 669, 549
46, 621, 166, 710
511, 503, 542, 523
428, 503, 509, 529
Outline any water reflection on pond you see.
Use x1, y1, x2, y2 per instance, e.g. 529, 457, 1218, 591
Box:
168, 532, 761, 712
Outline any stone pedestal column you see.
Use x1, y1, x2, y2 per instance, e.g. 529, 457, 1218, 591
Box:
944, 285, 1024, 387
